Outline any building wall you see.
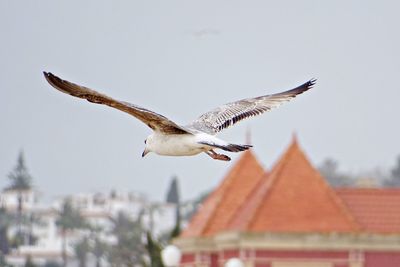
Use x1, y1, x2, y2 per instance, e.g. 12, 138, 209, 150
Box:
0, 189, 36, 211
180, 249, 400, 267
364, 251, 400, 267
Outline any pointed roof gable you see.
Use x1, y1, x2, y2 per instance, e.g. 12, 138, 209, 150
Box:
231, 138, 360, 233
181, 150, 265, 237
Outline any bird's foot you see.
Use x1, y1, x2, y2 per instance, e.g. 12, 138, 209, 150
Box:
214, 154, 231, 161
205, 150, 231, 161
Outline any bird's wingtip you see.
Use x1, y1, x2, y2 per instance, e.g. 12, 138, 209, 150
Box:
43, 71, 54, 79
307, 78, 317, 88
43, 71, 56, 77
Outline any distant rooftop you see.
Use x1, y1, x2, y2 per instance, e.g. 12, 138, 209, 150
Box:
181, 137, 400, 237
181, 150, 265, 237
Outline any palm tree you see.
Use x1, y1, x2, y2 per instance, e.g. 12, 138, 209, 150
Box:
56, 199, 87, 267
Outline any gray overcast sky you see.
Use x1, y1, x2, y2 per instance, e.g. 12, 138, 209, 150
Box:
1, 1, 399, 201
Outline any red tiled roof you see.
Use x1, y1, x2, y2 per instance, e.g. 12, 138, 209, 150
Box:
336, 188, 400, 233
181, 150, 265, 237
182, 137, 400, 238
234, 138, 360, 233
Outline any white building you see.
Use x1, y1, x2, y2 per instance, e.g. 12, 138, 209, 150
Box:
0, 189, 36, 212
3, 190, 179, 266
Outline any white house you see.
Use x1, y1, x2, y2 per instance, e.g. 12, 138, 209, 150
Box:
0, 189, 36, 212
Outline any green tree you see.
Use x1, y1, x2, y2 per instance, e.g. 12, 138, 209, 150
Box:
56, 199, 87, 267
24, 255, 36, 267
145, 206, 181, 267
0, 252, 12, 267
92, 236, 108, 267
165, 177, 180, 205
180, 190, 210, 222
318, 158, 354, 187
393, 156, 400, 180
7, 151, 33, 191
6, 151, 34, 246
43, 261, 61, 267
109, 212, 145, 267
74, 236, 90, 267
86, 224, 108, 267
0, 208, 12, 254
169, 205, 181, 240
165, 176, 181, 238
385, 155, 400, 187
7, 213, 40, 249
145, 232, 164, 267
147, 184, 182, 267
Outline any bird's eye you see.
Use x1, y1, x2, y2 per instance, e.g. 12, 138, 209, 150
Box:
144, 139, 147, 144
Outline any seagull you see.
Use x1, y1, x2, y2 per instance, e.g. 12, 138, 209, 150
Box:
43, 72, 315, 161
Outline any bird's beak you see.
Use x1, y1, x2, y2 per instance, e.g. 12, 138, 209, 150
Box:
142, 148, 149, 157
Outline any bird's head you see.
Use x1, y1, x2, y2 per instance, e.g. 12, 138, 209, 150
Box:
142, 134, 154, 157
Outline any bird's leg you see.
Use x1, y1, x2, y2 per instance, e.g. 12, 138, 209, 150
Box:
205, 150, 231, 161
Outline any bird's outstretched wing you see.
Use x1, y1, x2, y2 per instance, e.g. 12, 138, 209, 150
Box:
43, 72, 191, 135
188, 79, 316, 134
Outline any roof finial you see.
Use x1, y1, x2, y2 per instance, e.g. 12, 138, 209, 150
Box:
291, 131, 298, 145
246, 127, 252, 144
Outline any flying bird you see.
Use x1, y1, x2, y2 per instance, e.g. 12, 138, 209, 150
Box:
43, 72, 315, 161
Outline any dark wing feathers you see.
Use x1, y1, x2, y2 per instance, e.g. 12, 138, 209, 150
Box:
189, 79, 316, 134
43, 72, 190, 135
44, 72, 315, 136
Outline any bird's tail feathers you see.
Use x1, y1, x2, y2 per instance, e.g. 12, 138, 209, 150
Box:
225, 143, 253, 152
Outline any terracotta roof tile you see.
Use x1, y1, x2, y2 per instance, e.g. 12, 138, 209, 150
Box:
336, 188, 400, 233
181, 150, 265, 237
182, 138, 372, 237
232, 138, 360, 233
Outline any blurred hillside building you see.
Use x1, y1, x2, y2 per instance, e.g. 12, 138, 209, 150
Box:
1, 190, 177, 266
175, 137, 400, 267
0, 188, 36, 212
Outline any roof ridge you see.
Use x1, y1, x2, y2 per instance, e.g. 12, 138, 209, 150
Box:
228, 152, 267, 230
180, 169, 231, 236
337, 188, 400, 193
246, 141, 297, 229
302, 156, 362, 231
227, 170, 269, 230
245, 139, 361, 233
182, 150, 265, 237
228, 140, 299, 230
314, 166, 362, 231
